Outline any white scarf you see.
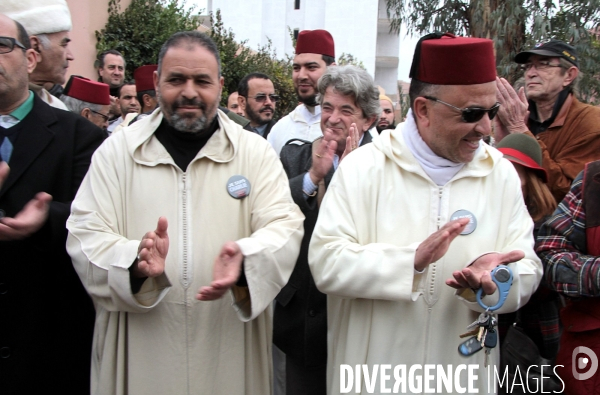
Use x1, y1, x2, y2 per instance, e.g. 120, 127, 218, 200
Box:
403, 109, 482, 186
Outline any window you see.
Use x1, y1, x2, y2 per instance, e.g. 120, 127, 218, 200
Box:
294, 0, 300, 10
293, 29, 299, 41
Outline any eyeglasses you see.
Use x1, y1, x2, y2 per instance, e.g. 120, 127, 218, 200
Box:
0, 37, 26, 54
519, 60, 562, 72
247, 94, 279, 103
423, 96, 501, 123
90, 109, 110, 122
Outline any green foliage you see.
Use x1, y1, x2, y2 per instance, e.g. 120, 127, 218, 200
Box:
95, 0, 201, 80
337, 53, 366, 70
386, 0, 600, 104
96, 3, 297, 118
210, 10, 296, 119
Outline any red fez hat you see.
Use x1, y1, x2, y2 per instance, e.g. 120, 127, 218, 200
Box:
68, 77, 110, 105
134, 65, 158, 92
295, 29, 335, 58
409, 33, 496, 85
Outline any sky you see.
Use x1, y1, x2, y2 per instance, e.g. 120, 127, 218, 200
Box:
184, 0, 417, 81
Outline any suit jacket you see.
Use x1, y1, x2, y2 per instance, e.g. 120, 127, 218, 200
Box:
244, 119, 276, 140
0, 95, 105, 394
274, 131, 373, 367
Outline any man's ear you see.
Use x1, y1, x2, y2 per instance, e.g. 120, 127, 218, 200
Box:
153, 70, 159, 91
25, 49, 37, 74
412, 97, 431, 127
81, 108, 92, 121
563, 66, 579, 88
29, 36, 42, 63
238, 95, 247, 111
143, 94, 152, 108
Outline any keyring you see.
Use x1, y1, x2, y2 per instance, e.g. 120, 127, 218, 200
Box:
476, 265, 513, 311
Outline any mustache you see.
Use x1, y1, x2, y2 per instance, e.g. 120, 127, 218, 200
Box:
172, 98, 206, 111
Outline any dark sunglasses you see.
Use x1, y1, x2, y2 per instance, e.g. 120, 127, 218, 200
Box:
0, 36, 26, 54
247, 94, 279, 103
424, 96, 500, 123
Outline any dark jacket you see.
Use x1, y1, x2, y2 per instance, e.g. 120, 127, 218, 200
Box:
243, 119, 277, 140
273, 131, 373, 367
0, 95, 105, 394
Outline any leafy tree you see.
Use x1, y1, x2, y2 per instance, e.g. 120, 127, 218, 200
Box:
96, 0, 202, 80
385, 0, 600, 103
337, 53, 366, 70
210, 10, 297, 118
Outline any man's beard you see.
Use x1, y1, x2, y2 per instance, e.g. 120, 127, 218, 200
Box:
157, 90, 216, 134
297, 92, 318, 107
246, 104, 272, 126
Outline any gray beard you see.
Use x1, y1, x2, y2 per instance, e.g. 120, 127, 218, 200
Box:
167, 112, 209, 134
157, 90, 214, 134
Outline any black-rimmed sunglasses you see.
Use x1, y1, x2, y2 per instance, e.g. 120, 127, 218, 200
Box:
0, 37, 26, 54
424, 96, 500, 123
247, 94, 279, 103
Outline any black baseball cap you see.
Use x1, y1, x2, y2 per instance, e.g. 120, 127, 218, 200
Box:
515, 39, 578, 68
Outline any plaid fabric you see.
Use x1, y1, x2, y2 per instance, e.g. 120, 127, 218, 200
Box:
536, 171, 600, 297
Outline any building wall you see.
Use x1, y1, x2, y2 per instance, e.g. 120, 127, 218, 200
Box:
65, 0, 132, 82
211, 0, 400, 99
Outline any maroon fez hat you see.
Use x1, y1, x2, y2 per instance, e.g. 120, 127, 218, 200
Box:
134, 65, 158, 92
295, 29, 335, 58
68, 77, 110, 105
409, 33, 496, 85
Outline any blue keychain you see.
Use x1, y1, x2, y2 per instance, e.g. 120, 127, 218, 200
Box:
476, 265, 513, 311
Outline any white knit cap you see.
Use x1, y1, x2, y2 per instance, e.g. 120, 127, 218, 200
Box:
4, 0, 72, 36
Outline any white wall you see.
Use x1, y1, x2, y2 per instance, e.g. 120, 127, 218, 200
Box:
211, 0, 401, 92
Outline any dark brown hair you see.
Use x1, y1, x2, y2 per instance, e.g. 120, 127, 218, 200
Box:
523, 169, 557, 222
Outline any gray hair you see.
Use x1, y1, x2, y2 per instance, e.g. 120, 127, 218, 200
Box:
60, 95, 104, 115
558, 58, 581, 97
317, 65, 381, 126
157, 31, 221, 77
36, 34, 51, 49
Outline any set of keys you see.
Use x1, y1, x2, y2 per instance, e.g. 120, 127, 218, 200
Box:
458, 311, 498, 366
457, 265, 513, 367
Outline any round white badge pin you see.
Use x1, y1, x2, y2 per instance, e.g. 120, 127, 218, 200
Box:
227, 175, 251, 199
450, 209, 477, 235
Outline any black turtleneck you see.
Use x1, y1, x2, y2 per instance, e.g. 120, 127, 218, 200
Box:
154, 116, 219, 171
528, 88, 571, 136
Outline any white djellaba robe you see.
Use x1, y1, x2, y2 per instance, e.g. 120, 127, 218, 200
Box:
308, 122, 543, 395
67, 109, 304, 395
267, 103, 322, 156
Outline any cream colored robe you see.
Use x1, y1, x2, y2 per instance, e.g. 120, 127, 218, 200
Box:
67, 109, 304, 395
308, 127, 543, 395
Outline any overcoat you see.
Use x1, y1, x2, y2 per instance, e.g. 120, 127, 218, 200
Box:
0, 95, 105, 394
274, 131, 373, 369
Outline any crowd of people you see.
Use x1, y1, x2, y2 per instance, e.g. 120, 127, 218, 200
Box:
2, 1, 600, 395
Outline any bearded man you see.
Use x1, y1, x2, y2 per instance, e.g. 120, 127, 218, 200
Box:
267, 29, 336, 155
66, 31, 304, 395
